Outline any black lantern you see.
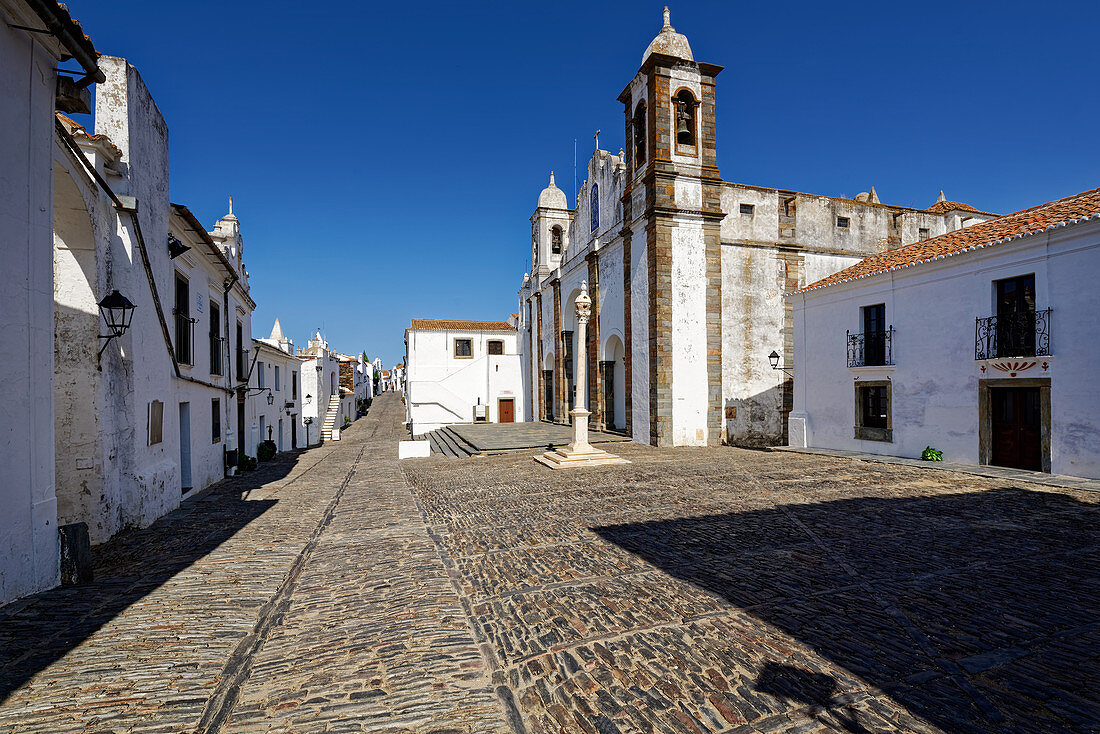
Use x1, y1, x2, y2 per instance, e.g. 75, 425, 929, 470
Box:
99, 290, 136, 338
266, 391, 275, 405
768, 349, 792, 378
304, 393, 312, 405
97, 290, 136, 361
167, 234, 191, 259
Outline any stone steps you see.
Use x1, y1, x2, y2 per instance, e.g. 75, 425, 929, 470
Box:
425, 427, 478, 458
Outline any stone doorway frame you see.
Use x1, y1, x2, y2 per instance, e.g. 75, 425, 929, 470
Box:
978, 377, 1051, 473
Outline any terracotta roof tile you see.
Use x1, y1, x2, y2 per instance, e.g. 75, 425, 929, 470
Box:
408, 319, 515, 332
926, 199, 987, 214
797, 187, 1100, 294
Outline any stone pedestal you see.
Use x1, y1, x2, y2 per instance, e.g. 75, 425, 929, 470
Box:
536, 281, 630, 470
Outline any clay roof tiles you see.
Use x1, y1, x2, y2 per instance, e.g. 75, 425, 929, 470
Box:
409, 319, 515, 332
926, 199, 983, 214
797, 186, 1100, 294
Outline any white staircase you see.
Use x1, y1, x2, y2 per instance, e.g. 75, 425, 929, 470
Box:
321, 394, 341, 442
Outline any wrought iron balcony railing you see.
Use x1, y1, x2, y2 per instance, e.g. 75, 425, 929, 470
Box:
975, 308, 1051, 360
847, 327, 894, 367
209, 334, 224, 375
173, 311, 195, 366
236, 348, 250, 381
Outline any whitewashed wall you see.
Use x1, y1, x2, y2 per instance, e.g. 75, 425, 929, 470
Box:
406, 329, 522, 434
0, 11, 60, 604
790, 218, 1100, 479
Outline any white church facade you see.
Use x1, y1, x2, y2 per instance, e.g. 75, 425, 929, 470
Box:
516, 8, 997, 448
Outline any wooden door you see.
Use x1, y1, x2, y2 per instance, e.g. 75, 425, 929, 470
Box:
498, 398, 514, 423
991, 387, 1041, 470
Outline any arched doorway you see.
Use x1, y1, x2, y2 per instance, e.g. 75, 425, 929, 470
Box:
602, 334, 626, 431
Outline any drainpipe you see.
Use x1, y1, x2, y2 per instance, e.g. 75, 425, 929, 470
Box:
24, 0, 104, 88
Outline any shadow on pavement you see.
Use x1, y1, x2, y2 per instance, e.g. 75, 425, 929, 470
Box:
594, 487, 1100, 733
0, 451, 309, 702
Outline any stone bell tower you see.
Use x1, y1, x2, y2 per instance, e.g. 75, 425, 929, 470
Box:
531, 172, 571, 276
618, 7, 724, 447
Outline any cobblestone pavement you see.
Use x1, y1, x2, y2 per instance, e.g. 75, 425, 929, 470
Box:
402, 444, 1099, 734
1, 395, 1096, 733
0, 393, 512, 734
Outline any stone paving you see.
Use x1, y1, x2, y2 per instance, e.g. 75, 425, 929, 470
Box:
448, 422, 631, 453
0, 393, 1096, 733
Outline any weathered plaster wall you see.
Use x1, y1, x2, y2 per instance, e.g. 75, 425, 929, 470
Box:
670, 222, 709, 445
94, 56, 179, 534
0, 15, 60, 604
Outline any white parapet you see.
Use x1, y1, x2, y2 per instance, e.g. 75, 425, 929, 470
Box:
398, 440, 431, 459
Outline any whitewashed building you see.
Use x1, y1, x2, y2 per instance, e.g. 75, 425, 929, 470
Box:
405, 319, 523, 435
516, 8, 997, 448
168, 203, 255, 494
1, 0, 102, 605
52, 57, 184, 548
251, 319, 304, 454
788, 187, 1100, 479
298, 332, 341, 445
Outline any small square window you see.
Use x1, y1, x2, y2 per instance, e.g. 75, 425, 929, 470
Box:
454, 338, 473, 358
488, 340, 504, 355
739, 203, 754, 215
918, 227, 930, 240
837, 216, 850, 228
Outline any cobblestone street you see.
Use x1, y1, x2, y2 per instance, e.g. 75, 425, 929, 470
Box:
1, 392, 1097, 733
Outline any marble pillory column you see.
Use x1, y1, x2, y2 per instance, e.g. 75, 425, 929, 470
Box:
536, 281, 629, 469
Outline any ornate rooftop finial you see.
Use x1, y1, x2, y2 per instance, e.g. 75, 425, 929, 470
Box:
549, 171, 556, 186
937, 190, 947, 203
663, 6, 671, 28
223, 195, 238, 222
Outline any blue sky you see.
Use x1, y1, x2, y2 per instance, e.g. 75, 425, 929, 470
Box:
66, 1, 1099, 366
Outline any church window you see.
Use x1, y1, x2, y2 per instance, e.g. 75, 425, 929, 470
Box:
633, 101, 647, 172
488, 340, 504, 355
454, 338, 472, 358
590, 183, 599, 232
740, 204, 755, 215
674, 90, 697, 148
551, 226, 563, 254
837, 216, 850, 229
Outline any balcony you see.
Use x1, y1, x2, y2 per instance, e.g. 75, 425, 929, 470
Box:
975, 309, 1051, 360
236, 348, 250, 382
847, 327, 894, 367
209, 334, 223, 375
174, 311, 195, 366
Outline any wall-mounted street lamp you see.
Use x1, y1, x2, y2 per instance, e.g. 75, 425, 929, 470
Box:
241, 386, 275, 404
303, 393, 313, 406
768, 350, 793, 379
284, 402, 293, 417
167, 234, 191, 259
97, 289, 136, 362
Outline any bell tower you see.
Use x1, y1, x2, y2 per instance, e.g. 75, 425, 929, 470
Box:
618, 7, 724, 447
531, 172, 571, 276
